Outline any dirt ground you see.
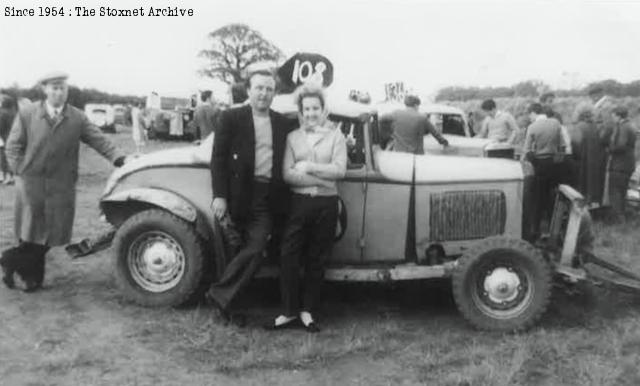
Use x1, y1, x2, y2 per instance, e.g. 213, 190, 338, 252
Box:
2, 128, 640, 386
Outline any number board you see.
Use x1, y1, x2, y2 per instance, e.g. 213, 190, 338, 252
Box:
277, 53, 334, 90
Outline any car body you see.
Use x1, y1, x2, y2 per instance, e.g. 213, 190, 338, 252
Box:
75, 93, 593, 332
112, 104, 128, 125
85, 103, 116, 133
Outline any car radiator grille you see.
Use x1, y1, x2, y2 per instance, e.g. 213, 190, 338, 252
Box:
429, 190, 506, 241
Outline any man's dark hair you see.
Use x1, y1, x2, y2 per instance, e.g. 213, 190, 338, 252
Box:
480, 99, 496, 111
404, 95, 421, 108
588, 86, 604, 96
528, 103, 544, 115
230, 82, 248, 104
200, 90, 212, 102
539, 92, 555, 104
246, 70, 276, 89
612, 105, 628, 119
542, 105, 556, 118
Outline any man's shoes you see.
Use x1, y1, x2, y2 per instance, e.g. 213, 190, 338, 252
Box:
23, 279, 42, 293
206, 291, 247, 327
223, 312, 247, 328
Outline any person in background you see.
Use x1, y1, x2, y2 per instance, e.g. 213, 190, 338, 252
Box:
193, 90, 220, 139
0, 96, 17, 185
539, 92, 564, 123
130, 101, 147, 153
606, 106, 637, 221
230, 82, 249, 107
523, 102, 566, 236
579, 87, 615, 208
467, 111, 476, 136
570, 104, 607, 206
513, 113, 532, 150
1, 71, 128, 292
542, 105, 573, 185
378, 95, 449, 154
476, 99, 519, 144
589, 86, 615, 136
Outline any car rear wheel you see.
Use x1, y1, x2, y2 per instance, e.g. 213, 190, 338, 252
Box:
452, 236, 552, 331
113, 209, 206, 307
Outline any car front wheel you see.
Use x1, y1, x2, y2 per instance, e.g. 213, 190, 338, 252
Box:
452, 236, 552, 332
112, 209, 206, 307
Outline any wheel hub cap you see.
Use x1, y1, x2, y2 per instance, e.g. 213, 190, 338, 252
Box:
143, 242, 178, 275
128, 231, 186, 293
483, 267, 521, 303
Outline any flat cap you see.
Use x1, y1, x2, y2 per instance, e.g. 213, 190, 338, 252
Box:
39, 71, 69, 85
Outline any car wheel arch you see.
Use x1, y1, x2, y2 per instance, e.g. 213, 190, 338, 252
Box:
101, 188, 214, 243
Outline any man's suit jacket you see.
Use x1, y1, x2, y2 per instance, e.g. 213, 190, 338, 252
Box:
210, 104, 295, 223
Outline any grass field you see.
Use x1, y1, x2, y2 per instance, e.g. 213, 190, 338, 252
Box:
1, 127, 640, 386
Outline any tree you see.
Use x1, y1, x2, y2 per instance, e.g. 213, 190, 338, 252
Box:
198, 24, 285, 84
512, 80, 550, 97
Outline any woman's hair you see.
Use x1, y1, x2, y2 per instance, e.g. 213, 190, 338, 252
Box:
295, 83, 327, 112
573, 102, 594, 122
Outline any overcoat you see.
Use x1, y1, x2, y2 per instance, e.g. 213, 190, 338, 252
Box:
574, 119, 607, 204
607, 119, 637, 175
4, 101, 123, 246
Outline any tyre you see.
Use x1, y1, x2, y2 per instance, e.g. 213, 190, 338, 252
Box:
112, 209, 206, 307
452, 236, 552, 331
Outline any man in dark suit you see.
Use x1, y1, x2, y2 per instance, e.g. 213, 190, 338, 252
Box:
207, 70, 294, 323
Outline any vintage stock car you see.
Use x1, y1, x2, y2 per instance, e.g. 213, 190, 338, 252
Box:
66, 90, 611, 332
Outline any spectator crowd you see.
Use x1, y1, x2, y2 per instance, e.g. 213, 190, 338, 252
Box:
471, 87, 637, 229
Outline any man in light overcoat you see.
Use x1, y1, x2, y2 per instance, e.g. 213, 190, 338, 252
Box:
2, 72, 127, 291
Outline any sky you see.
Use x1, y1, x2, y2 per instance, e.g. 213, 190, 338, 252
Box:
1, 0, 640, 102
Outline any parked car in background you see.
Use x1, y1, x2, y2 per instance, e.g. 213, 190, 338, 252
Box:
84, 103, 116, 133
376, 101, 515, 158
145, 93, 198, 140
112, 104, 128, 125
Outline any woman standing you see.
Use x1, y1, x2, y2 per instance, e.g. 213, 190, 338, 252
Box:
572, 104, 608, 206
268, 84, 347, 332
